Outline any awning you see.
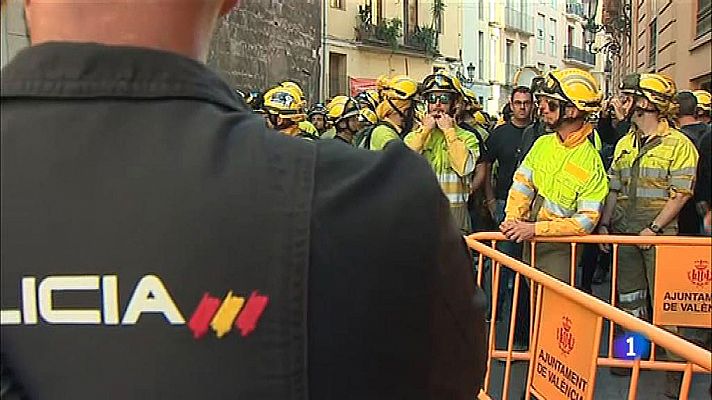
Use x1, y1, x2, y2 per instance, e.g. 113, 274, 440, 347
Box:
349, 77, 378, 96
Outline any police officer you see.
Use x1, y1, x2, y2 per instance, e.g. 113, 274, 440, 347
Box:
0, 1, 486, 398
501, 68, 609, 284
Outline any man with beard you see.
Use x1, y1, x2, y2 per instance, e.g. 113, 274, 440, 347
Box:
597, 74, 699, 396
405, 71, 480, 234
501, 68, 608, 284
307, 103, 329, 136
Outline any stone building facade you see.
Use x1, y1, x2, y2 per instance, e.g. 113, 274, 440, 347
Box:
208, 0, 323, 103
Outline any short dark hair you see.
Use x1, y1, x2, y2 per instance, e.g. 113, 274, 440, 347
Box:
675, 91, 697, 116
510, 86, 533, 103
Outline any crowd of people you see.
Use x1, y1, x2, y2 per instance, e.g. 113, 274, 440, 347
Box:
2, 0, 710, 398
241, 69, 712, 398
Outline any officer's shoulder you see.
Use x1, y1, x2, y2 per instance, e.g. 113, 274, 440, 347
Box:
314, 140, 442, 205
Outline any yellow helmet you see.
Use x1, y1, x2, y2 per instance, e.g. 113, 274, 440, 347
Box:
474, 111, 488, 126
461, 87, 483, 111
536, 68, 602, 112
326, 96, 361, 124
382, 75, 419, 100
280, 81, 307, 109
376, 75, 418, 120
620, 73, 677, 114
263, 85, 305, 120
421, 70, 464, 96
692, 89, 712, 112
356, 90, 380, 111
359, 108, 379, 125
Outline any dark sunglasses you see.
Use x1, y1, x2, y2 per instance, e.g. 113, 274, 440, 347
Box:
427, 93, 453, 104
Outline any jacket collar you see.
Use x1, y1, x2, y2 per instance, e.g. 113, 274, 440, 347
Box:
1, 42, 244, 112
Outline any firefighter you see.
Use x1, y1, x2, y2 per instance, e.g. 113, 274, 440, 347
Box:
404, 71, 480, 234
280, 81, 319, 136
263, 85, 319, 140
501, 68, 608, 283
368, 75, 419, 150
307, 103, 329, 136
692, 89, 711, 124
597, 74, 699, 395
326, 95, 361, 145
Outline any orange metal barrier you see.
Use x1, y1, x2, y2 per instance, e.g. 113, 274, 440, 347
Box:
466, 232, 712, 400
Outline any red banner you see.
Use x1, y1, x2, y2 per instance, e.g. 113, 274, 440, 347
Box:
349, 77, 378, 96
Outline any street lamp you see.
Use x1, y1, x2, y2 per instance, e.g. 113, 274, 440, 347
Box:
581, 0, 630, 58
466, 62, 476, 82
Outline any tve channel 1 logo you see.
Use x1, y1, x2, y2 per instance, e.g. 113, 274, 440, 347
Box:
613, 332, 651, 360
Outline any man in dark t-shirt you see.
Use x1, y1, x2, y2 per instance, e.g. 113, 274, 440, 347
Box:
675, 91, 709, 235
480, 86, 532, 346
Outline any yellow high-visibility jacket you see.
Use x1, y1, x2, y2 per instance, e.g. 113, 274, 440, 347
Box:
506, 123, 609, 236
369, 119, 402, 151
609, 119, 699, 215
298, 121, 318, 136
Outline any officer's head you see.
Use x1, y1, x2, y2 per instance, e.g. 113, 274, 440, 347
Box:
24, 0, 240, 62
535, 68, 602, 130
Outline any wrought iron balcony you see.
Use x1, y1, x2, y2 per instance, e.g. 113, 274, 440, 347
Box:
565, 1, 586, 19
563, 45, 596, 66
504, 7, 534, 36
505, 63, 519, 85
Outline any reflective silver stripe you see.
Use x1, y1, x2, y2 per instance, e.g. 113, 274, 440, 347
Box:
517, 165, 533, 180
639, 167, 667, 179
671, 167, 697, 176
609, 178, 622, 191
463, 150, 476, 176
573, 214, 595, 232
670, 178, 694, 190
636, 188, 668, 198
446, 193, 467, 204
617, 168, 631, 179
619, 289, 647, 303
577, 200, 602, 212
438, 173, 462, 183
624, 306, 649, 319
511, 181, 535, 197
543, 198, 575, 217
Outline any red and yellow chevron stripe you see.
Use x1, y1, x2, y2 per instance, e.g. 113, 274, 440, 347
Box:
187, 290, 269, 339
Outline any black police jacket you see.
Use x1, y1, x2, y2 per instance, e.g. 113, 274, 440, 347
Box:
0, 43, 486, 400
